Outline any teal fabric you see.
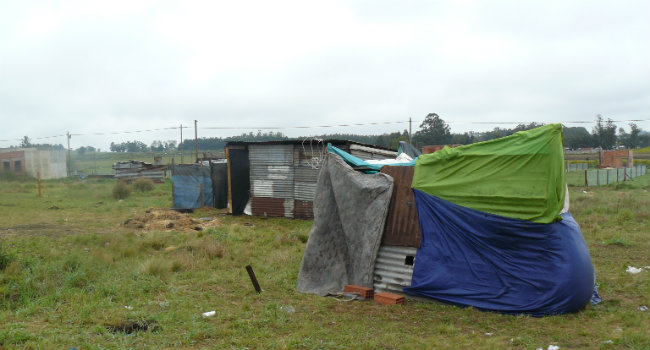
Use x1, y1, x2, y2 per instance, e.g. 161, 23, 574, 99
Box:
326, 144, 416, 173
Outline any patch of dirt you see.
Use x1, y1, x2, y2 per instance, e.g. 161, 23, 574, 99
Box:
106, 320, 158, 334
123, 208, 219, 232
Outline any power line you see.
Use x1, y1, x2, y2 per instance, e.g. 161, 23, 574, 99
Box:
1, 118, 648, 144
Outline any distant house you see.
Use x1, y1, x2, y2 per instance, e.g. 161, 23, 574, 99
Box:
0, 148, 67, 179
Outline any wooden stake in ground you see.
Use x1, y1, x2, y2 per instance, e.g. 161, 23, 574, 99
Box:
245, 265, 262, 293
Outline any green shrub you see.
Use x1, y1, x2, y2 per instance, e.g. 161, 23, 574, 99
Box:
112, 181, 131, 200
132, 178, 155, 192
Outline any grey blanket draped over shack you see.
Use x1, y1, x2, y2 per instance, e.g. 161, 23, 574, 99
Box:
297, 154, 393, 296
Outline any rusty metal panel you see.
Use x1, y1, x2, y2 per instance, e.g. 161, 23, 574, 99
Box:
293, 200, 314, 219
250, 197, 294, 218
373, 245, 418, 294
380, 166, 421, 247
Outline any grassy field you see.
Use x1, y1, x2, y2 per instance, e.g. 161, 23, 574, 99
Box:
0, 173, 649, 349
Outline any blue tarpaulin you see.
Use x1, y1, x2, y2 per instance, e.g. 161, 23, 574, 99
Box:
172, 164, 214, 209
404, 190, 595, 316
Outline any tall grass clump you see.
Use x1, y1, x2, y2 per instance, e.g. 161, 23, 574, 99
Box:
132, 178, 155, 192
0, 245, 12, 271
112, 181, 131, 199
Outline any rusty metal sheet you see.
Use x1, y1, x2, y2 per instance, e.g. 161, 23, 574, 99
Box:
380, 166, 421, 247
250, 197, 294, 218
293, 200, 314, 219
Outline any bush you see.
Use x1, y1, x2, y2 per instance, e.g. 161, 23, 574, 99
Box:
112, 181, 131, 200
132, 178, 155, 192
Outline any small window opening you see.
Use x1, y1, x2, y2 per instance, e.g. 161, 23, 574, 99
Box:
405, 255, 415, 266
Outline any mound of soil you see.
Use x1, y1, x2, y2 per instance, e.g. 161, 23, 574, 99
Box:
124, 208, 219, 231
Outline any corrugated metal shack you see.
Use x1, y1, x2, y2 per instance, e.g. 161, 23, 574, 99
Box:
225, 140, 397, 219
113, 160, 167, 182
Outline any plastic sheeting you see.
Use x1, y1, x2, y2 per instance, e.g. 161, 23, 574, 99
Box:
327, 144, 416, 173
398, 141, 422, 158
404, 190, 595, 316
172, 164, 214, 209
297, 153, 394, 296
412, 124, 565, 224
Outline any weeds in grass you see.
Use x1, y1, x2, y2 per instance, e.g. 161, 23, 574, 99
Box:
140, 258, 171, 278
112, 180, 131, 199
0, 246, 12, 271
132, 178, 155, 192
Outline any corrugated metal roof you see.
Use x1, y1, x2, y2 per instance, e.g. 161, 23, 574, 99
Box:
380, 166, 421, 247
373, 245, 418, 294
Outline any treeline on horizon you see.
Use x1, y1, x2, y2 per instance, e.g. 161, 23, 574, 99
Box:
12, 114, 650, 154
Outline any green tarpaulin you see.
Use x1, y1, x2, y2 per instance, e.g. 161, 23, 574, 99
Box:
412, 124, 566, 223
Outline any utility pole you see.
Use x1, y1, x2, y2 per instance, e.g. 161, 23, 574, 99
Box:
409, 118, 412, 144
66, 131, 71, 176
194, 119, 198, 162
180, 124, 184, 163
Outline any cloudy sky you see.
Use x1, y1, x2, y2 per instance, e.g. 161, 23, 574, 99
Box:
1, 0, 648, 150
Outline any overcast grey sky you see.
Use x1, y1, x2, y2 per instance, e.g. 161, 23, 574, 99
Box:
1, 0, 648, 151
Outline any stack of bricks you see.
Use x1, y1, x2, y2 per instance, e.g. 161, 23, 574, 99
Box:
343, 285, 374, 299
373, 292, 405, 305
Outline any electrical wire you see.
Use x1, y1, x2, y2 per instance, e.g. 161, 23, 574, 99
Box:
1, 118, 648, 145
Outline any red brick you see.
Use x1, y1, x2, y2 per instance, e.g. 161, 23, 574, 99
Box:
374, 292, 405, 305
343, 285, 374, 299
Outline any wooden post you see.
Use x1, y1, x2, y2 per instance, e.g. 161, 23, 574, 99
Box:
606, 169, 609, 184
194, 120, 199, 163
199, 162, 204, 207
171, 158, 175, 207
245, 265, 262, 293
37, 172, 42, 197
585, 169, 588, 187
180, 124, 184, 164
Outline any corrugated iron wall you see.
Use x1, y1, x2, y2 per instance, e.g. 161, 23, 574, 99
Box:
373, 245, 418, 294
244, 142, 398, 220
380, 166, 421, 247
249, 145, 295, 217
250, 197, 294, 218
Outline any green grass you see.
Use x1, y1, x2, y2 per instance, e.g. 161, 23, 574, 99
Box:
0, 175, 649, 349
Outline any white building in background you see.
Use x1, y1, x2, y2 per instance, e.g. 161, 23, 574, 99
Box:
0, 148, 67, 179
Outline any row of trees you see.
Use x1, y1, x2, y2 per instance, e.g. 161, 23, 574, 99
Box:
411, 113, 648, 151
